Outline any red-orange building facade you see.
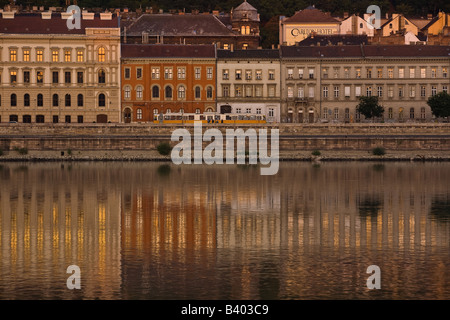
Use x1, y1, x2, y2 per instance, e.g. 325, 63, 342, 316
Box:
121, 44, 216, 122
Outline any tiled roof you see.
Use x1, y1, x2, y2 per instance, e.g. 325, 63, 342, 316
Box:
282, 7, 339, 24
124, 14, 235, 37
0, 13, 119, 34
217, 49, 279, 59
281, 45, 450, 58
297, 34, 368, 46
121, 44, 216, 58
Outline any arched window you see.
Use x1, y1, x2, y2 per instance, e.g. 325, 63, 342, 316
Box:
246, 26, 250, 34
98, 93, 106, 107
24, 94, 30, 107
166, 108, 172, 113
152, 85, 159, 98
195, 108, 201, 114
77, 94, 83, 107
37, 94, 43, 107
98, 69, 106, 84
136, 86, 143, 99
137, 108, 143, 120
52, 94, 59, 107
206, 86, 213, 99
11, 94, 17, 107
165, 86, 173, 99
178, 86, 186, 99
153, 108, 159, 114
194, 86, 201, 99
98, 47, 105, 62
65, 94, 71, 107
124, 86, 131, 99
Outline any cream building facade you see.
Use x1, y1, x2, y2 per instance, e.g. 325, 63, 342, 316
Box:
280, 45, 450, 123
217, 49, 281, 123
0, 11, 121, 124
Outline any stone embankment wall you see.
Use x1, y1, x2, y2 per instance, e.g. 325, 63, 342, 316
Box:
0, 123, 449, 155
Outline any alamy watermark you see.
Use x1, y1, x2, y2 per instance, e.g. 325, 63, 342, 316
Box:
66, 5, 81, 30
170, 122, 279, 175
366, 5, 381, 30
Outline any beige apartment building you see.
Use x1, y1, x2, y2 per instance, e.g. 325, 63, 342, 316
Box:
217, 49, 281, 122
280, 45, 450, 123
0, 11, 121, 124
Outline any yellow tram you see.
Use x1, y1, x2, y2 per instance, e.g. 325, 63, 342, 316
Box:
153, 112, 267, 124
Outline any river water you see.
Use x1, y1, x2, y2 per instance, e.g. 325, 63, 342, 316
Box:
0, 162, 448, 300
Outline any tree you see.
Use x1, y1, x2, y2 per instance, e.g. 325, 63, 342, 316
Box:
427, 91, 450, 120
356, 96, 384, 121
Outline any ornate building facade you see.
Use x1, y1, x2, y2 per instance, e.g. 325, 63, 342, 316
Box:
121, 44, 216, 123
280, 45, 450, 123
217, 49, 280, 122
0, 11, 121, 124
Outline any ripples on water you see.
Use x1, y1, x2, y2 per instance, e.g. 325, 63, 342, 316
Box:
0, 162, 448, 300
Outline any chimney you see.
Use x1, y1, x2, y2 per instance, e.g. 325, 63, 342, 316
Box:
344, 12, 349, 19
41, 11, 52, 19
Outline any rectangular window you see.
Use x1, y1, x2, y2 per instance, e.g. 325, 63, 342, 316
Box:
256, 70, 262, 80
136, 68, 142, 79
194, 67, 201, 80
235, 85, 242, 97
366, 86, 372, 97
269, 70, 275, 80
345, 86, 350, 97
36, 50, 43, 62
443, 85, 448, 93
377, 86, 383, 97
356, 68, 361, 79
443, 67, 448, 78
333, 68, 339, 78
367, 68, 372, 79
52, 50, 59, 62
268, 85, 275, 97
207, 67, 213, 80
344, 67, 350, 79
388, 86, 394, 98
245, 86, 252, 97
334, 86, 339, 98
64, 50, 71, 62
322, 86, 328, 98
388, 68, 393, 79
398, 86, 404, 97
255, 86, 262, 97
256, 108, 261, 114
23, 71, 30, 84
36, 71, 43, 84
77, 115, 83, 124
377, 68, 383, 78
77, 50, 83, 62
399, 68, 404, 79
298, 87, 304, 98
431, 86, 437, 96
77, 72, 83, 84
245, 70, 252, 80
298, 68, 304, 79
308, 87, 314, 98
151, 67, 160, 79
287, 68, 293, 79
223, 69, 229, 80
52, 71, 59, 84
431, 68, 437, 78
178, 67, 186, 79
246, 108, 251, 113
410, 67, 415, 78
124, 68, 131, 79
287, 86, 293, 98
23, 49, 30, 62
223, 85, 230, 97
164, 67, 173, 79
65, 71, 71, 84
322, 68, 328, 79
420, 67, 426, 78
420, 86, 426, 97
236, 69, 242, 80
309, 68, 314, 79
10, 49, 17, 62
410, 86, 416, 98
355, 86, 361, 97
10, 71, 17, 84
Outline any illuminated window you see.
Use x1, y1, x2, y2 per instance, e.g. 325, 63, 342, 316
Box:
98, 47, 105, 62
23, 49, 30, 62
36, 50, 43, 62
10, 49, 17, 62
52, 50, 59, 62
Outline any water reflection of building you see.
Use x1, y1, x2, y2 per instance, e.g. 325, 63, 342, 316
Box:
0, 164, 121, 299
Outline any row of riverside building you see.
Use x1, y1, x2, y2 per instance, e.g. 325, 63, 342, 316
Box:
0, 10, 449, 124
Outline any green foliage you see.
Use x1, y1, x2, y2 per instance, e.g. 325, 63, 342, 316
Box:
372, 147, 386, 156
311, 150, 321, 156
14, 147, 28, 155
67, 149, 72, 155
157, 142, 172, 156
427, 92, 450, 119
356, 96, 384, 120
